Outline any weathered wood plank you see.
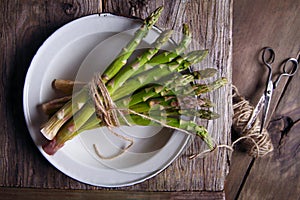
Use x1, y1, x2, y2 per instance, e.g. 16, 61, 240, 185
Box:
0, 187, 225, 200
237, 52, 300, 200
225, 0, 300, 199
0, 0, 101, 189
103, 0, 232, 191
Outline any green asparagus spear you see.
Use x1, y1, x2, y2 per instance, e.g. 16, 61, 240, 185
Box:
101, 6, 163, 83
40, 87, 89, 140
128, 115, 214, 149
128, 96, 211, 113
144, 109, 220, 120
43, 101, 95, 155
188, 68, 218, 80
148, 24, 191, 64
106, 30, 173, 94
43, 105, 214, 155
111, 50, 208, 101
115, 74, 194, 107
194, 77, 228, 94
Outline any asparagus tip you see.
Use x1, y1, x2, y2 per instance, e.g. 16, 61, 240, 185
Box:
145, 6, 164, 26
182, 23, 190, 36
154, 6, 164, 15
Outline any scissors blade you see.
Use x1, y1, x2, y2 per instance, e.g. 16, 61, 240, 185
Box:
244, 94, 266, 131
260, 81, 274, 133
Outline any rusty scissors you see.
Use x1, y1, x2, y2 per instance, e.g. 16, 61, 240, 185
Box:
245, 47, 299, 133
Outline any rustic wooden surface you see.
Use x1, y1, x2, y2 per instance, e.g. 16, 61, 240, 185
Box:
225, 0, 300, 200
0, 0, 232, 199
2, 0, 299, 199
0, 187, 225, 200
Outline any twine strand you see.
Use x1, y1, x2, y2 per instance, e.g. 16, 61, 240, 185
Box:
188, 85, 274, 159
89, 74, 133, 159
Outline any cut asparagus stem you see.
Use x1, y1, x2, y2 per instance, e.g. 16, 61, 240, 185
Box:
78, 113, 100, 131
43, 101, 95, 155
157, 77, 227, 98
174, 24, 192, 54
101, 6, 163, 83
106, 30, 173, 94
52, 79, 86, 95
41, 96, 72, 116
40, 87, 89, 140
131, 49, 209, 81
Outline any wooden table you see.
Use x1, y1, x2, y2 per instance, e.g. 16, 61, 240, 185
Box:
1, 0, 299, 199
1, 0, 232, 199
226, 1, 300, 200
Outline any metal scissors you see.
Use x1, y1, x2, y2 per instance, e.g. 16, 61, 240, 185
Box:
245, 47, 299, 133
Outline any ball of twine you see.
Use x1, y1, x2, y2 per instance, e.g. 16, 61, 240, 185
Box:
232, 85, 273, 157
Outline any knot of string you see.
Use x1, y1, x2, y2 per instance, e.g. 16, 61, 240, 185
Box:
89, 74, 133, 159
89, 74, 120, 127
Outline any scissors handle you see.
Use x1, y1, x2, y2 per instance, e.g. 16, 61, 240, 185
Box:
262, 47, 275, 67
273, 57, 298, 89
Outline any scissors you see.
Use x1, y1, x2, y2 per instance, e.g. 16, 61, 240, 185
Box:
244, 47, 299, 133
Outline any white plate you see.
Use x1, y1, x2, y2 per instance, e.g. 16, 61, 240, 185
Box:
23, 14, 190, 187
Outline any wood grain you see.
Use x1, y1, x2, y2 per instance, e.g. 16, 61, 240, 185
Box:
0, 187, 225, 200
237, 52, 300, 200
0, 0, 232, 196
0, 0, 101, 189
225, 0, 300, 199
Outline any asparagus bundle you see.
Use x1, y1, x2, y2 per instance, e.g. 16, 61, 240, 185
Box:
40, 6, 227, 155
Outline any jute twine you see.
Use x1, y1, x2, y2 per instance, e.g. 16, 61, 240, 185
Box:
89, 74, 273, 159
232, 85, 273, 157
89, 74, 134, 159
